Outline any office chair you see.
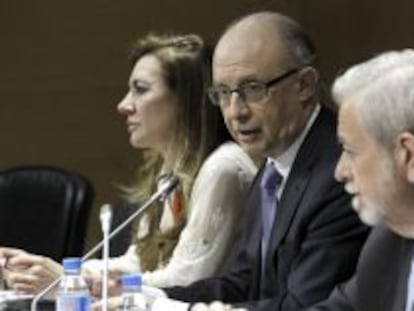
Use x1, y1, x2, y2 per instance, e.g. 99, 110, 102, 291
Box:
0, 165, 94, 262
109, 200, 138, 256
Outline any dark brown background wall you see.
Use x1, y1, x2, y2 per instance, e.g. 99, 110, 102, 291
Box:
1, 0, 413, 249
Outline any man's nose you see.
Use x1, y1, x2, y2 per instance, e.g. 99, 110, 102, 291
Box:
334, 153, 349, 183
226, 92, 250, 119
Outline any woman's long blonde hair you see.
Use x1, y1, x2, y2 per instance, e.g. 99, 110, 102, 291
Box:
121, 33, 230, 270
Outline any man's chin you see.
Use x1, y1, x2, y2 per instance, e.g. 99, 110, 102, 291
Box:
356, 206, 383, 227
239, 143, 264, 162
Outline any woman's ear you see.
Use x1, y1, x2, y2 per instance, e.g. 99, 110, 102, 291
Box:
394, 132, 414, 183
297, 66, 319, 102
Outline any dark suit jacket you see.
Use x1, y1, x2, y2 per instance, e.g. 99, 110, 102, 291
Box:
309, 225, 414, 311
165, 107, 369, 311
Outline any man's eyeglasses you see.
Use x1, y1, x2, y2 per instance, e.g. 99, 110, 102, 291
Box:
208, 68, 300, 108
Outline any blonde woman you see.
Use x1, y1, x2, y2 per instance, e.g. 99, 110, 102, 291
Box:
0, 33, 256, 294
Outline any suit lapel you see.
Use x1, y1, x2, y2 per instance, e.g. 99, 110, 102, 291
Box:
391, 239, 414, 311
266, 109, 328, 259
267, 147, 315, 256
360, 227, 413, 311
245, 164, 268, 284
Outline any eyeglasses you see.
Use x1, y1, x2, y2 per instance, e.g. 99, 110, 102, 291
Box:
208, 68, 300, 108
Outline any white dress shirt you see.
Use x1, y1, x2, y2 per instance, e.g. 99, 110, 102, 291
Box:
406, 251, 414, 311
267, 104, 321, 198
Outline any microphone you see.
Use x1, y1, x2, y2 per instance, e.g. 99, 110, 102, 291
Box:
100, 204, 112, 311
30, 175, 179, 311
82, 175, 179, 260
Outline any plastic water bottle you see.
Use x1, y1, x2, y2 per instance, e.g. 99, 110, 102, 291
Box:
56, 257, 91, 311
119, 273, 147, 311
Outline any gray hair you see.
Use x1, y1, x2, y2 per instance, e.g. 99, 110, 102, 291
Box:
225, 11, 317, 67
332, 49, 414, 149
277, 15, 317, 67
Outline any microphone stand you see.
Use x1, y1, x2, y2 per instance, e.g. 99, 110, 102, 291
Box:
30, 176, 179, 311
100, 204, 112, 311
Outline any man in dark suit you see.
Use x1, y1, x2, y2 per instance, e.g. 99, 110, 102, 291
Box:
304, 50, 414, 311
159, 11, 369, 311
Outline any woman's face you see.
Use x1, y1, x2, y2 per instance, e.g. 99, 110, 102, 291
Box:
117, 54, 178, 155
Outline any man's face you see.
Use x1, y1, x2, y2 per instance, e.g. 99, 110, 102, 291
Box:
335, 102, 395, 226
212, 29, 312, 160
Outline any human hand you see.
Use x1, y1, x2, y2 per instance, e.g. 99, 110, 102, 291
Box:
0, 257, 7, 289
89, 284, 167, 310
90, 296, 122, 311
191, 301, 248, 311
84, 269, 122, 298
0, 247, 63, 294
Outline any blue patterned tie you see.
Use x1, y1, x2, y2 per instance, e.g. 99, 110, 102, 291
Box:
260, 162, 282, 276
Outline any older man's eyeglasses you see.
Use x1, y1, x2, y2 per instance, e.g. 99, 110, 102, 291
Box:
208, 68, 300, 107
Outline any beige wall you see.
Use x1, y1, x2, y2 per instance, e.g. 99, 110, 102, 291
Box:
1, 0, 413, 249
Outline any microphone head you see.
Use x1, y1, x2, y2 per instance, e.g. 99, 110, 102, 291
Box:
159, 175, 179, 198
99, 204, 112, 232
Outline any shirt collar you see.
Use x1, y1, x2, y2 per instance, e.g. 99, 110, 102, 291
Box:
267, 104, 321, 181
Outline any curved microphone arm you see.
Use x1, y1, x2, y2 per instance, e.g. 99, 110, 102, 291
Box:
100, 204, 112, 311
30, 175, 179, 311
81, 175, 179, 261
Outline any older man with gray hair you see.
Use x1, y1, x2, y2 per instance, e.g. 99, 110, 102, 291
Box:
164, 10, 369, 311
305, 49, 414, 311
193, 49, 414, 311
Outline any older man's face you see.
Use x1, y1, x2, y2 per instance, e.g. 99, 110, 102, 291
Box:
212, 28, 312, 160
334, 102, 395, 226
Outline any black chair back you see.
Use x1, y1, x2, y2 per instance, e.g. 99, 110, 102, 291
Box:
0, 165, 94, 262
109, 200, 137, 256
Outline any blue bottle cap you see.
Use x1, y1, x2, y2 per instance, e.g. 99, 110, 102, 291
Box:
62, 257, 82, 271
121, 273, 142, 287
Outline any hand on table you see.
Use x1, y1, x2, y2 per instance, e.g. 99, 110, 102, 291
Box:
0, 246, 62, 294
192, 301, 248, 311
84, 269, 122, 298
90, 296, 122, 311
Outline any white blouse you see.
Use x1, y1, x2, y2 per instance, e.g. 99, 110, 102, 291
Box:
82, 142, 257, 287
